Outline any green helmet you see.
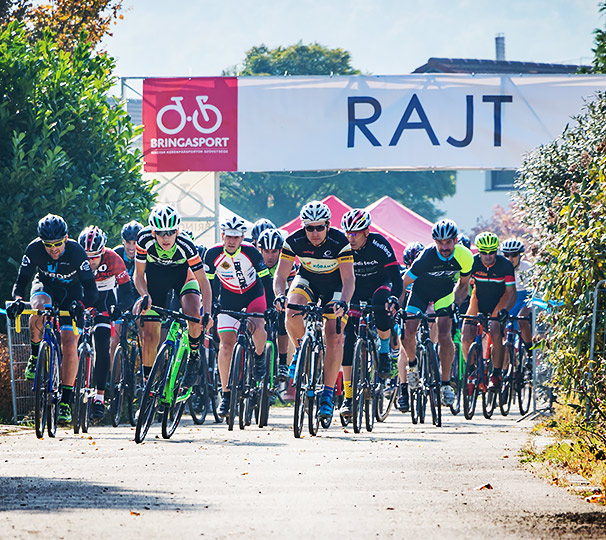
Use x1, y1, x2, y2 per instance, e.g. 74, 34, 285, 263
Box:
148, 204, 181, 232
475, 232, 499, 253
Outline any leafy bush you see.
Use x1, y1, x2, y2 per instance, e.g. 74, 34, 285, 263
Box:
0, 22, 155, 304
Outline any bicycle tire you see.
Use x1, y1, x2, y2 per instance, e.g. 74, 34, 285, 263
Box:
228, 343, 244, 431
240, 347, 254, 430
308, 345, 322, 436
463, 343, 480, 420
449, 342, 463, 416
374, 376, 399, 423
293, 337, 311, 438
517, 345, 532, 415
162, 345, 190, 439
499, 342, 515, 416
409, 386, 419, 424
34, 342, 50, 439
426, 343, 442, 427
128, 342, 144, 427
110, 345, 126, 427
188, 348, 210, 425
352, 338, 365, 434
47, 347, 60, 438
418, 347, 428, 424
365, 342, 377, 432
73, 348, 86, 435
135, 347, 168, 443
258, 341, 276, 428
482, 358, 496, 419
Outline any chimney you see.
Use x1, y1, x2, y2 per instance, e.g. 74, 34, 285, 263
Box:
495, 33, 505, 61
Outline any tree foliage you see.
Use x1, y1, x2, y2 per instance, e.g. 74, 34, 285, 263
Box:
469, 203, 530, 242
0, 22, 155, 303
0, 0, 123, 52
221, 170, 455, 225
514, 91, 606, 439
223, 41, 361, 76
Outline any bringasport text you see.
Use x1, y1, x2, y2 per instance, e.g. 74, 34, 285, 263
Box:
150, 137, 230, 148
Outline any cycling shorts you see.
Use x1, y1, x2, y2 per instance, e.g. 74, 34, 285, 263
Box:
143, 264, 200, 323
217, 286, 267, 334
289, 275, 343, 320
510, 290, 530, 317
30, 277, 82, 331
405, 287, 453, 316
465, 292, 500, 319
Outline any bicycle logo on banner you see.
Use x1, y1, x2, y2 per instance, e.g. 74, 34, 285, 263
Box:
156, 95, 223, 135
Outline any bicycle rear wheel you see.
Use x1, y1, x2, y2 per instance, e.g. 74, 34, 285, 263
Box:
365, 344, 377, 432
110, 345, 126, 427
449, 344, 463, 416
426, 343, 441, 427
482, 359, 496, 419
188, 348, 210, 425
517, 345, 532, 415
227, 343, 244, 431
499, 343, 515, 416
73, 348, 85, 434
47, 348, 61, 438
463, 343, 480, 420
240, 348, 255, 430
34, 343, 50, 439
128, 342, 144, 427
135, 346, 168, 443
293, 337, 311, 438
352, 338, 365, 434
308, 347, 322, 436
207, 342, 223, 424
258, 341, 275, 428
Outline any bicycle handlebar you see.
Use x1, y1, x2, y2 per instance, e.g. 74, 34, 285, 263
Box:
286, 303, 342, 334
150, 305, 200, 324
15, 308, 77, 335
215, 309, 266, 320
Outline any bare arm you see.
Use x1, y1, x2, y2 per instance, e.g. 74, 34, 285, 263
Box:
273, 257, 294, 299
193, 267, 212, 316
454, 274, 471, 306
399, 273, 414, 305
133, 260, 149, 313
338, 261, 355, 304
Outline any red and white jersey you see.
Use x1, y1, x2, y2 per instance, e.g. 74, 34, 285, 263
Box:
94, 248, 130, 292
204, 243, 269, 294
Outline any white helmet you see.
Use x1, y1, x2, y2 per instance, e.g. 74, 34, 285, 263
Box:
221, 216, 247, 236
149, 205, 181, 232
341, 209, 371, 232
257, 228, 284, 250
300, 200, 331, 224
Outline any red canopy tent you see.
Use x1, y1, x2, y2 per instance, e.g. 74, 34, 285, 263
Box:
280, 195, 407, 263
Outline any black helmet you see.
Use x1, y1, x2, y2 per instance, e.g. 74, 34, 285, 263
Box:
258, 228, 284, 250
37, 214, 68, 241
402, 242, 425, 266
457, 235, 471, 249
121, 220, 143, 241
251, 218, 276, 242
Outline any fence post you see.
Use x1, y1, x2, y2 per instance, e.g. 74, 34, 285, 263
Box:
587, 280, 606, 421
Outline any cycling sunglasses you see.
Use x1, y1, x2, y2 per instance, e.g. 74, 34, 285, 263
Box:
43, 239, 66, 248
305, 224, 327, 232
156, 229, 178, 237
503, 253, 520, 258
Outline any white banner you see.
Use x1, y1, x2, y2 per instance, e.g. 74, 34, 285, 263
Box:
236, 75, 606, 171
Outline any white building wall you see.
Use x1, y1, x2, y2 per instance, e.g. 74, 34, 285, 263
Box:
438, 170, 513, 235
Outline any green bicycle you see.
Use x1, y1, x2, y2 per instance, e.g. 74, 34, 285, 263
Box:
134, 304, 200, 443
449, 309, 465, 416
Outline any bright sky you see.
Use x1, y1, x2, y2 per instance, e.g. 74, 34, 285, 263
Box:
103, 0, 599, 88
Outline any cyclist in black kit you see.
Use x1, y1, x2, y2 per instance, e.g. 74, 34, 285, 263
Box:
338, 209, 402, 418
7, 214, 98, 424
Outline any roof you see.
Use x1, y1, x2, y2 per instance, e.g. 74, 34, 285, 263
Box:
412, 57, 589, 75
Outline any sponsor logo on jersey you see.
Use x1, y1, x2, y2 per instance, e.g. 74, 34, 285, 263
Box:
221, 261, 231, 270
22, 255, 30, 266
80, 260, 91, 272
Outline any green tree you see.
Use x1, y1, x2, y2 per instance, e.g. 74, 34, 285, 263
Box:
223, 41, 361, 76
222, 41, 455, 223
0, 22, 155, 304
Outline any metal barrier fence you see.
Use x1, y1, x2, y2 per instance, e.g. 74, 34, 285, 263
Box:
587, 280, 606, 421
4, 302, 34, 423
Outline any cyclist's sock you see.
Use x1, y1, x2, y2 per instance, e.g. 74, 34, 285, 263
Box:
408, 360, 418, 369
379, 337, 390, 354
291, 348, 300, 365
61, 385, 73, 404
95, 394, 104, 404
400, 382, 408, 393
344, 380, 352, 399
30, 341, 40, 358
189, 334, 201, 354
321, 386, 334, 400
493, 367, 502, 377
441, 380, 451, 386
279, 352, 288, 366
524, 341, 533, 356
143, 365, 152, 379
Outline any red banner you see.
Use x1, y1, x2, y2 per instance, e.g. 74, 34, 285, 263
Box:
142, 77, 238, 172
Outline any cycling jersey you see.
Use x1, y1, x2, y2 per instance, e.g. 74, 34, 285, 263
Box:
468, 254, 515, 315
514, 260, 532, 292
13, 238, 98, 307
136, 228, 203, 272
280, 228, 353, 290
113, 245, 135, 277
92, 248, 134, 314
406, 244, 473, 313
350, 233, 403, 301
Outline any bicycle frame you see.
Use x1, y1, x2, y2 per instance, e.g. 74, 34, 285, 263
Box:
159, 318, 192, 407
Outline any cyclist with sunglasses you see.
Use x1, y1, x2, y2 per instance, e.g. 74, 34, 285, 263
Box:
273, 200, 355, 420
461, 232, 517, 390
7, 214, 99, 424
134, 205, 212, 390
78, 226, 134, 421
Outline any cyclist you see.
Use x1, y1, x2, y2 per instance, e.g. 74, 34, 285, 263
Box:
461, 232, 516, 390
273, 200, 355, 419
399, 219, 473, 407
338, 209, 402, 419
7, 214, 98, 424
204, 217, 274, 417
250, 218, 275, 248
134, 205, 212, 391
110, 220, 143, 364
257, 228, 295, 381
78, 226, 134, 421
396, 241, 425, 412
502, 238, 534, 374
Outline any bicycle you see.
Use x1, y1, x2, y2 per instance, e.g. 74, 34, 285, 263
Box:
449, 309, 465, 416
73, 308, 96, 434
188, 331, 223, 424
109, 311, 143, 427
401, 311, 442, 428
134, 304, 200, 443
258, 309, 281, 428
461, 313, 498, 420
13, 304, 77, 439
156, 95, 222, 135
499, 315, 533, 416
219, 309, 266, 431
288, 302, 340, 438
374, 328, 400, 424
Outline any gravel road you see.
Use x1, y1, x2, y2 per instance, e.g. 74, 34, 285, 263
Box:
1, 406, 605, 539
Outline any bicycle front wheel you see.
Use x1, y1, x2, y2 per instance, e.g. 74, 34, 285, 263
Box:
258, 340, 276, 428
47, 348, 61, 438
449, 342, 463, 416
499, 343, 515, 416
188, 348, 210, 425
228, 343, 244, 431
162, 349, 189, 439
293, 337, 311, 438
34, 342, 50, 439
425, 343, 441, 428
135, 347, 168, 443
463, 343, 480, 420
351, 338, 366, 434
128, 342, 144, 427
309, 346, 323, 435
517, 345, 532, 415
365, 343, 377, 432
109, 345, 126, 427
